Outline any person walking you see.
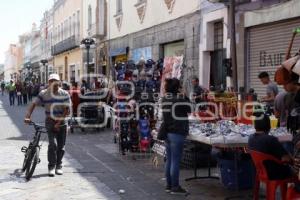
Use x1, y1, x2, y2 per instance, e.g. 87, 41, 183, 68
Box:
162, 78, 191, 195
27, 82, 33, 102
24, 74, 71, 177
22, 82, 28, 105
16, 81, 23, 106
1, 81, 5, 96
7, 80, 16, 106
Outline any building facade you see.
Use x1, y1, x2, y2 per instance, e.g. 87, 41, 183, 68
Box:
40, 8, 55, 84
244, 0, 300, 97
107, 0, 200, 91
198, 0, 293, 93
4, 44, 18, 82
52, 0, 83, 82
82, 0, 97, 78
30, 23, 42, 83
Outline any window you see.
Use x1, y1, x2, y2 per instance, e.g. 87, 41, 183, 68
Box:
50, 32, 53, 47
69, 16, 72, 37
88, 5, 92, 30
65, 19, 68, 39
77, 10, 80, 37
55, 27, 58, 43
116, 0, 122, 14
73, 13, 76, 36
214, 21, 223, 50
70, 65, 76, 80
58, 25, 61, 42
61, 22, 63, 41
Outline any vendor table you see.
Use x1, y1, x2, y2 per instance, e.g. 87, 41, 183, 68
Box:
185, 134, 248, 182
186, 133, 292, 200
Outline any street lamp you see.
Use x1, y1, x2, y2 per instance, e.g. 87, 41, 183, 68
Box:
80, 38, 96, 88
26, 64, 32, 82
40, 59, 48, 84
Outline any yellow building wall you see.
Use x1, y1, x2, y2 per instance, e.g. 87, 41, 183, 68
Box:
54, 48, 83, 82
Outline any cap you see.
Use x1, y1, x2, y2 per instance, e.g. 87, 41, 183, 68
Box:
48, 74, 60, 81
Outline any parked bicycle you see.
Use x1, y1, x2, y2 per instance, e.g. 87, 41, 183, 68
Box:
21, 121, 47, 180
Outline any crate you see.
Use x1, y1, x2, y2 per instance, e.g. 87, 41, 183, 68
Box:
180, 143, 217, 169
218, 154, 255, 190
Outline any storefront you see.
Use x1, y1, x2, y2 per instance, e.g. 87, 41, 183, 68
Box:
110, 47, 129, 64
245, 0, 300, 97
246, 18, 300, 97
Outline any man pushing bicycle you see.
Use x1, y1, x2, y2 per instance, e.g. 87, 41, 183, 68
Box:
24, 74, 71, 177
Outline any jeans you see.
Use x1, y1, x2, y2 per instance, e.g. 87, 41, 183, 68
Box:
28, 93, 32, 101
9, 91, 15, 106
23, 94, 28, 105
46, 118, 67, 169
165, 133, 185, 188
17, 94, 22, 105
282, 141, 294, 155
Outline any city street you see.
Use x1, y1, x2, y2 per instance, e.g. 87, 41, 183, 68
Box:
0, 94, 253, 200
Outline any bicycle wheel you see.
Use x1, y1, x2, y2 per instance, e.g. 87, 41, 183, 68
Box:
22, 144, 32, 172
25, 146, 40, 180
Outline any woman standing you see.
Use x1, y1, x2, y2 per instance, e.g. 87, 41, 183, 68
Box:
162, 78, 191, 195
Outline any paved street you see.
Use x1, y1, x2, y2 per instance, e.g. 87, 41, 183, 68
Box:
0, 94, 252, 200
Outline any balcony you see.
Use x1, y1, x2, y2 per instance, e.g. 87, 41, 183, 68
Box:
51, 35, 79, 56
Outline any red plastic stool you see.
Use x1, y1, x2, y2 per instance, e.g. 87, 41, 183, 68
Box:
250, 151, 296, 200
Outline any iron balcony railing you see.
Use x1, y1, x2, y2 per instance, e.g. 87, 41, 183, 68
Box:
51, 35, 79, 56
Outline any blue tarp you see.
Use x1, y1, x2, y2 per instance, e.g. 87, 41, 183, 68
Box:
131, 47, 152, 64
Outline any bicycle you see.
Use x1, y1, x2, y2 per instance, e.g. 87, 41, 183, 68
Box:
21, 121, 47, 180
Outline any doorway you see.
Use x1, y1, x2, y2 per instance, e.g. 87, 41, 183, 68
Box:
210, 21, 226, 91
64, 56, 68, 81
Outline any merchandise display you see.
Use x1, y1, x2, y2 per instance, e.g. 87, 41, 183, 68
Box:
153, 119, 292, 145
114, 59, 163, 154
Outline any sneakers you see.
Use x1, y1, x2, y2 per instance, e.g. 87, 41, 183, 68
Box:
170, 186, 188, 195
165, 186, 171, 193
55, 167, 63, 175
48, 168, 55, 177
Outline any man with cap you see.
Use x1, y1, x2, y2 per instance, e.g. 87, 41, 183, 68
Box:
24, 74, 71, 177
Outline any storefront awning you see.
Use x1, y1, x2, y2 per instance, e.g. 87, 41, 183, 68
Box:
109, 47, 128, 57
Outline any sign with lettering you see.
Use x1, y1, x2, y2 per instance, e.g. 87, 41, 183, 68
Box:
259, 51, 285, 67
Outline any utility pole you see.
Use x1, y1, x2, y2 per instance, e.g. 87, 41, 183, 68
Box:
229, 0, 238, 91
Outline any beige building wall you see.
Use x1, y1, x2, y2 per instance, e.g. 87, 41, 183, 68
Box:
53, 0, 83, 82
108, 0, 200, 39
54, 49, 82, 82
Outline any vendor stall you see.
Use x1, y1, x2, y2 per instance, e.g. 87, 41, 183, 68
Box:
152, 118, 293, 190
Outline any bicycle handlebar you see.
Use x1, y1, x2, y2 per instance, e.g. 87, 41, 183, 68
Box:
27, 121, 47, 132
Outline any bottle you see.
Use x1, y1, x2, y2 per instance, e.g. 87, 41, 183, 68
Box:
270, 115, 278, 129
